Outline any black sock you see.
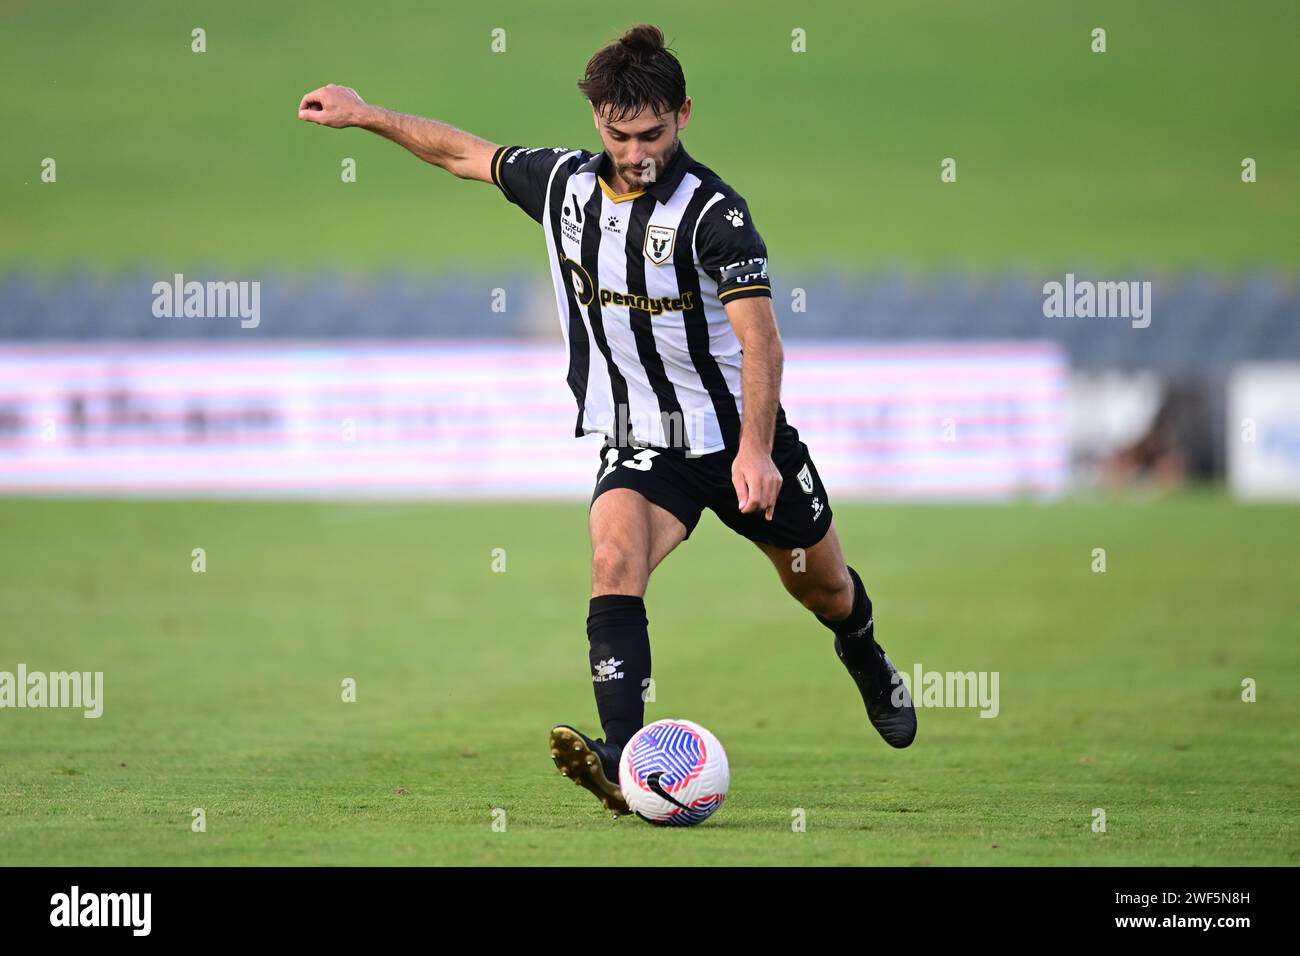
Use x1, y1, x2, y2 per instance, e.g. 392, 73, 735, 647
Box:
815, 565, 876, 667
587, 594, 651, 750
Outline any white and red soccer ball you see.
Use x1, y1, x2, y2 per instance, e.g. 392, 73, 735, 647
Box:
619, 718, 729, 826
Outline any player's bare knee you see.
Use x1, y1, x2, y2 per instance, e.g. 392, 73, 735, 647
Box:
590, 540, 646, 594
800, 578, 853, 620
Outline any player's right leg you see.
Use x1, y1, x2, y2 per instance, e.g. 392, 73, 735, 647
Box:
550, 443, 702, 814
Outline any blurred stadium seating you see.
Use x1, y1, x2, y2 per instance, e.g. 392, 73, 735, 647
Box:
3, 270, 1295, 479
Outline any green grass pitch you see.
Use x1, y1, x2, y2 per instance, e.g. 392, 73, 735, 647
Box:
1, 493, 1296, 865
2, 0, 1297, 272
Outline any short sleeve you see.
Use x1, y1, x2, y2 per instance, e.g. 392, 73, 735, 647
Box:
694, 193, 772, 302
490, 145, 579, 225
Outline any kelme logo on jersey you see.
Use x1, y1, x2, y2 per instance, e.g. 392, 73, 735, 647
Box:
598, 288, 696, 316
644, 224, 676, 265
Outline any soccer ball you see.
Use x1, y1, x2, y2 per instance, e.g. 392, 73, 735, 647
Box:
619, 718, 729, 826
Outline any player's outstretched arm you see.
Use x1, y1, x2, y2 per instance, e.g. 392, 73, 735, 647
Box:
297, 84, 499, 183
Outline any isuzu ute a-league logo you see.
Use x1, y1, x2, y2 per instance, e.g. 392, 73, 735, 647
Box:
592, 658, 625, 682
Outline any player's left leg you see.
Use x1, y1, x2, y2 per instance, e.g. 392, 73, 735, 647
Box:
709, 434, 916, 748
750, 523, 916, 749
749, 518, 851, 619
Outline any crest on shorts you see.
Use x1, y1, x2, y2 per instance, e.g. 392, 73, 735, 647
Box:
796, 462, 814, 495
644, 225, 676, 265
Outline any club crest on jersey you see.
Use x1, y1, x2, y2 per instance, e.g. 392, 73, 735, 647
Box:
644, 224, 676, 265
796, 462, 815, 494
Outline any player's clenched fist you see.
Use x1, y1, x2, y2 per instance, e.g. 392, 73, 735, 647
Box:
297, 84, 370, 128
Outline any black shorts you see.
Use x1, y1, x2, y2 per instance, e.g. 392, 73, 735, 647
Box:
588, 425, 833, 550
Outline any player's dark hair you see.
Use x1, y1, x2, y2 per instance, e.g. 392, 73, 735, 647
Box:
578, 24, 686, 123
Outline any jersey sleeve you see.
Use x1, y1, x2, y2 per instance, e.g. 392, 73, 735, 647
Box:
694, 192, 772, 302
490, 145, 580, 225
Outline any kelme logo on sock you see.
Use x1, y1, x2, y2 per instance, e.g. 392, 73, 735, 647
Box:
592, 658, 625, 682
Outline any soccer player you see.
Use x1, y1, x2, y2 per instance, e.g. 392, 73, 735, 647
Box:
298, 23, 915, 816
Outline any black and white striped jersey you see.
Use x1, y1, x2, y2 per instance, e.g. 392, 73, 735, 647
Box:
490, 142, 790, 456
